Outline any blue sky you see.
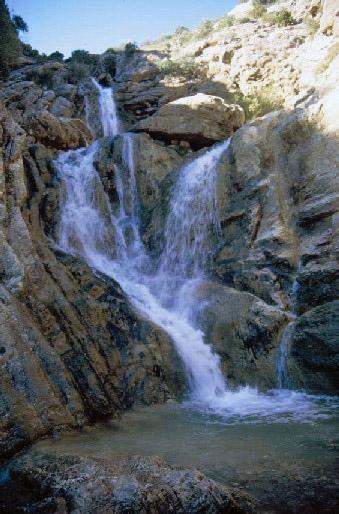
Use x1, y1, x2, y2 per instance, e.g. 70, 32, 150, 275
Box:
7, 0, 237, 57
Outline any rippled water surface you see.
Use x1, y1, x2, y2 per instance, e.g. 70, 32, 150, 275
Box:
36, 402, 339, 511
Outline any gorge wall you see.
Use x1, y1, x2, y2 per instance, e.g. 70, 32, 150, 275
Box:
0, 0, 338, 462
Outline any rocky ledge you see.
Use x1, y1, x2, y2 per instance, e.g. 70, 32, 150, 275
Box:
0, 451, 254, 514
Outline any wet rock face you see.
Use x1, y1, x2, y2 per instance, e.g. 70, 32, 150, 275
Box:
0, 452, 255, 514
94, 133, 185, 256
194, 283, 289, 389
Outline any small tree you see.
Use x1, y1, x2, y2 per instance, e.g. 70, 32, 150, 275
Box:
250, 1, 267, 19
12, 14, 28, 32
69, 49, 99, 66
70, 49, 90, 62
196, 19, 214, 39
0, 0, 21, 79
218, 15, 235, 29
274, 9, 295, 27
124, 42, 138, 57
48, 51, 64, 62
21, 42, 40, 58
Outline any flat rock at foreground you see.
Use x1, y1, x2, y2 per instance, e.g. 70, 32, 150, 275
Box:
133, 93, 245, 149
0, 452, 255, 513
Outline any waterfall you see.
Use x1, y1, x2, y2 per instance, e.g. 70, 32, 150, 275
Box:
56, 142, 118, 262
55, 78, 330, 422
91, 78, 122, 136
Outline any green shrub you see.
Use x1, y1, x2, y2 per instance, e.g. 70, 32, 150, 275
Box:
26, 67, 56, 88
304, 15, 319, 35
195, 19, 214, 40
68, 49, 99, 66
21, 42, 40, 58
48, 51, 64, 62
250, 1, 267, 19
239, 17, 252, 24
217, 15, 235, 29
156, 58, 207, 80
66, 62, 91, 83
105, 47, 117, 54
0, 0, 21, 79
125, 42, 139, 57
273, 9, 295, 26
228, 87, 284, 120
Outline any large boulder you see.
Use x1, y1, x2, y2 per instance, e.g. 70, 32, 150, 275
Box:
0, 452, 255, 514
213, 107, 339, 314
133, 93, 245, 149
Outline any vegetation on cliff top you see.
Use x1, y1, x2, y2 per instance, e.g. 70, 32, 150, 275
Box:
0, 0, 25, 79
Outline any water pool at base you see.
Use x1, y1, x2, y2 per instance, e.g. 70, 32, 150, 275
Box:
35, 402, 339, 512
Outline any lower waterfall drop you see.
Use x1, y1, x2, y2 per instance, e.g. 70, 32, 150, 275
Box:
276, 321, 295, 389
55, 79, 336, 422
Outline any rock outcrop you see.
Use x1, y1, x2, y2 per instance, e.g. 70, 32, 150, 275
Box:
0, 452, 254, 513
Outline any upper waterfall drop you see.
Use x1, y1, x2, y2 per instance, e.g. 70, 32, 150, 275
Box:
91, 78, 122, 137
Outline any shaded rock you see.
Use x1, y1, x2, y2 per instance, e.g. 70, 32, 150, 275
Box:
133, 93, 245, 150
289, 301, 339, 393
213, 107, 339, 316
93, 134, 185, 256
50, 96, 74, 117
0, 451, 255, 514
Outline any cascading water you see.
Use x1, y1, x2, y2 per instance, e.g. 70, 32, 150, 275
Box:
55, 78, 337, 422
156, 141, 227, 303
276, 321, 295, 389
91, 77, 122, 136
159, 143, 224, 277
